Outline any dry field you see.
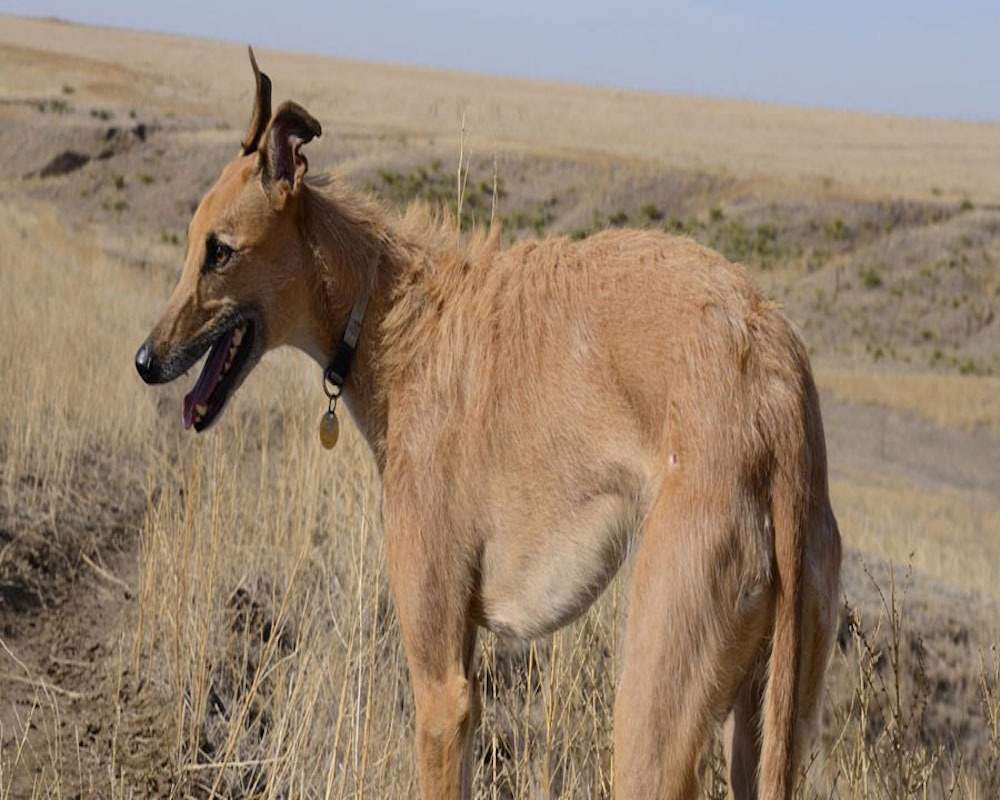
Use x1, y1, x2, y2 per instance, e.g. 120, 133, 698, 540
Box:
1, 15, 999, 799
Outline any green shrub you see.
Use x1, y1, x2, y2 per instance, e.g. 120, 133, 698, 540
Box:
826, 217, 850, 241
860, 266, 883, 289
640, 203, 664, 224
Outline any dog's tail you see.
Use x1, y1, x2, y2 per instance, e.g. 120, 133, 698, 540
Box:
760, 459, 806, 799
757, 344, 826, 800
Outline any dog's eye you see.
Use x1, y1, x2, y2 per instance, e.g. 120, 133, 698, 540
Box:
203, 237, 234, 272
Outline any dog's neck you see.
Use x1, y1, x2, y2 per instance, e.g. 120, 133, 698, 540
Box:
297, 176, 496, 469
296, 177, 406, 467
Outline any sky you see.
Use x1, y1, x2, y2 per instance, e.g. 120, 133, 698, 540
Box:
4, 1, 999, 122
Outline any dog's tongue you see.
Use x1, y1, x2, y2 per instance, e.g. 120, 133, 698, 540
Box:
182, 330, 234, 429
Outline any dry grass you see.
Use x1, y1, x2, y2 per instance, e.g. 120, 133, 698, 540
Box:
2, 17, 1000, 797
1, 195, 998, 798
830, 473, 1000, 602
130, 386, 625, 796
0, 200, 155, 797
0, 202, 153, 506
816, 369, 1000, 434
820, 566, 998, 800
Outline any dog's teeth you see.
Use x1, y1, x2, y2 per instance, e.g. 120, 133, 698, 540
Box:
195, 403, 208, 416
233, 327, 244, 346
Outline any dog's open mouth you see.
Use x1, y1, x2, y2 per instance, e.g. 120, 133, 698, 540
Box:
183, 319, 257, 431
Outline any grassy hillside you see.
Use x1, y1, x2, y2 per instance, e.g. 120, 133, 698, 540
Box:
1, 16, 998, 798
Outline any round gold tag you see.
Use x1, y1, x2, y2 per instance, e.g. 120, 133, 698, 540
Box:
319, 410, 340, 450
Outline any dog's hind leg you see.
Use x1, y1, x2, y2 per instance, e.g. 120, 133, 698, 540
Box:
724, 532, 837, 800
613, 478, 773, 800
385, 505, 480, 800
724, 656, 767, 800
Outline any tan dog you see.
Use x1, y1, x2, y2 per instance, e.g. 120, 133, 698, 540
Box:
136, 51, 841, 800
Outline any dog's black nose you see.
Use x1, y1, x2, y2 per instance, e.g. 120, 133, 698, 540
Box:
134, 339, 158, 384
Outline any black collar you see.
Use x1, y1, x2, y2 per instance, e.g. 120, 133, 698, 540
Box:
323, 289, 368, 396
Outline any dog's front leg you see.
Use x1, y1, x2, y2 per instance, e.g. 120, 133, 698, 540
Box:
385, 501, 480, 800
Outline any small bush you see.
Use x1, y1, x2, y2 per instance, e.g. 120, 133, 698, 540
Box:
640, 203, 664, 224
826, 217, 850, 241
711, 219, 781, 267
665, 217, 691, 235
33, 98, 72, 114
860, 266, 883, 289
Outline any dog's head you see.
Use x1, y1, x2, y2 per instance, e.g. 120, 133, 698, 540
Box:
135, 49, 322, 431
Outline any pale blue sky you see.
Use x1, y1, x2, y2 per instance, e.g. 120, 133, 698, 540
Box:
4, 1, 999, 121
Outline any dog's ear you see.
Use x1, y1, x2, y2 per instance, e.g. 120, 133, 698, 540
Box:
240, 46, 271, 156
259, 101, 322, 206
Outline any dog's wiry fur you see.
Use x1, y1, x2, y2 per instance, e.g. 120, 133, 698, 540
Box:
137, 55, 841, 800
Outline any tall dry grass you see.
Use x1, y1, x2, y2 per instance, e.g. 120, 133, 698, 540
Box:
817, 566, 998, 800
130, 347, 624, 797
0, 202, 157, 512
129, 394, 1000, 799
0, 199, 164, 796
2, 200, 999, 798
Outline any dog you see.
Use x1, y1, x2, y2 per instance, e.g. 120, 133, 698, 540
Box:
135, 49, 841, 800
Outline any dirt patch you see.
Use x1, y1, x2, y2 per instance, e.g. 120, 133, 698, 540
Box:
0, 447, 174, 796
36, 149, 90, 178
0, 547, 175, 797
0, 446, 144, 621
